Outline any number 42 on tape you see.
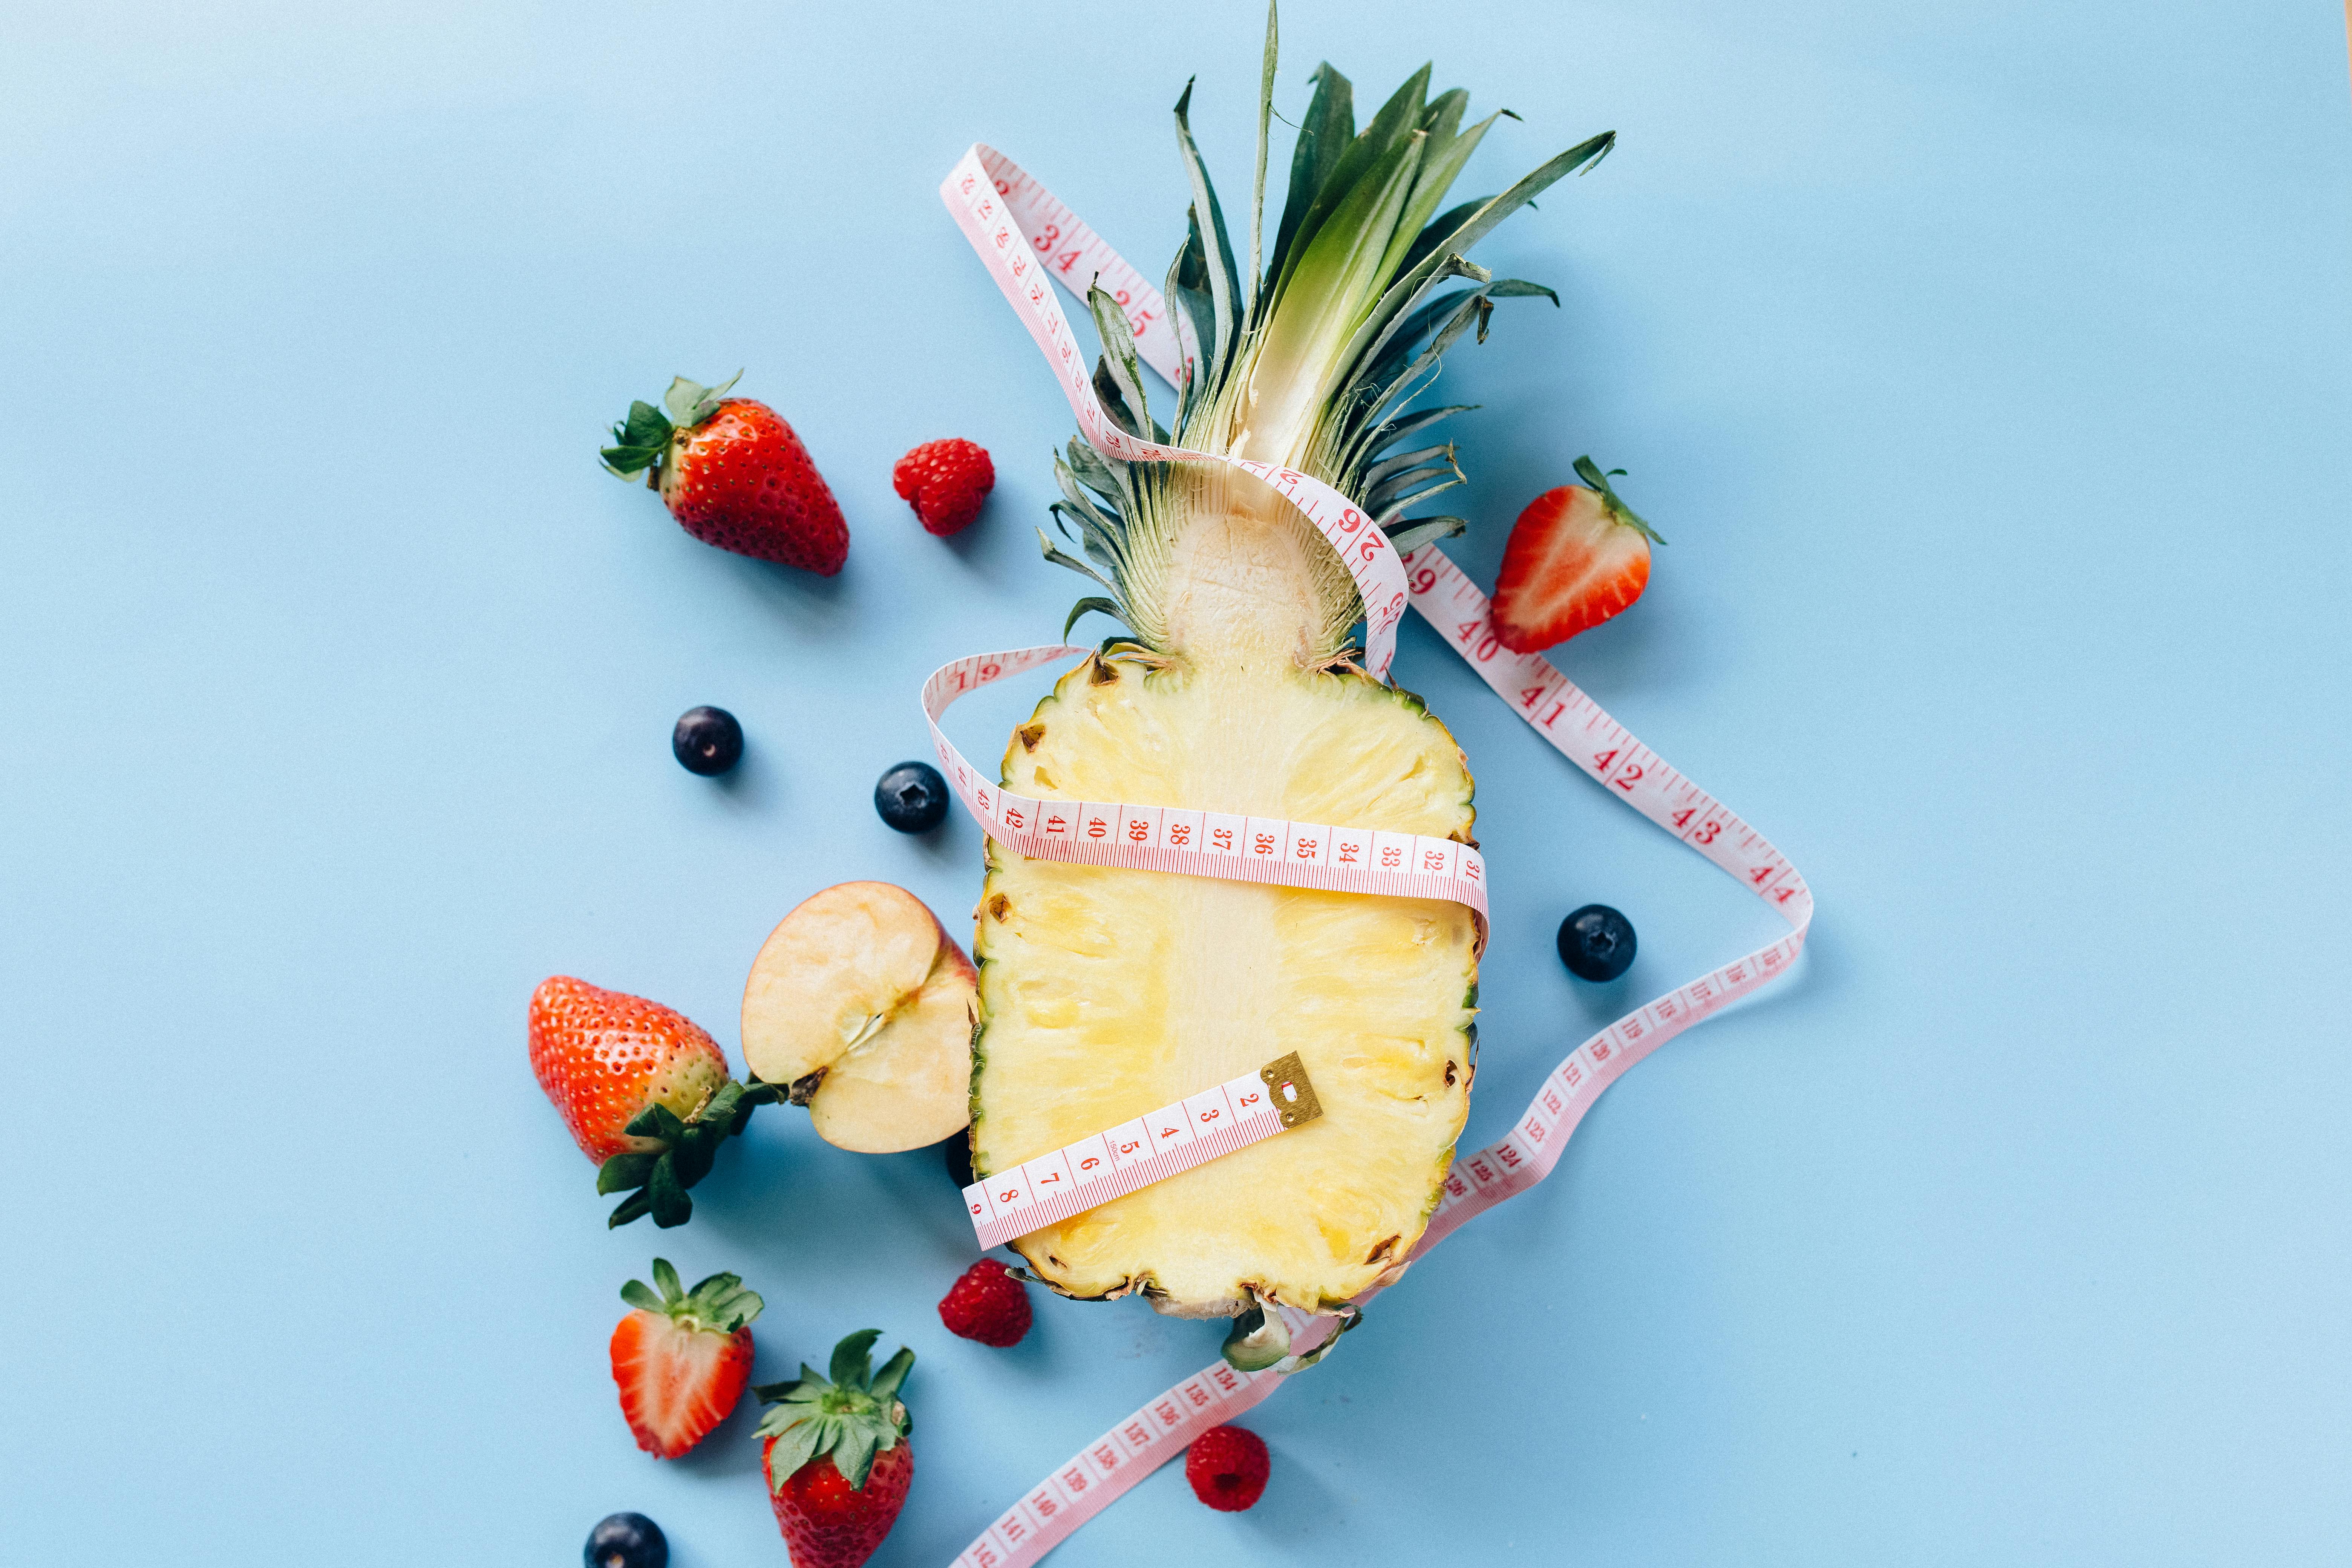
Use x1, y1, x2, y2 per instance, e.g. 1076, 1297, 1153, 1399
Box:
962, 1054, 1322, 1250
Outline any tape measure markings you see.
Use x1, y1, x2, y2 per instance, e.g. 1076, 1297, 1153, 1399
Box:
958, 1357, 1283, 1568
922, 645, 1492, 929
964, 1053, 1322, 1250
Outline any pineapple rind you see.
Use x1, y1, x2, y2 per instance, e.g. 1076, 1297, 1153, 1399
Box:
970, 655, 1478, 1315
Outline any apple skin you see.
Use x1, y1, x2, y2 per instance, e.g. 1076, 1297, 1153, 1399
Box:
740, 881, 977, 1153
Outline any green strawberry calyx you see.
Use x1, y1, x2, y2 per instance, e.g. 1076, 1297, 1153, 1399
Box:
1571, 454, 1668, 546
620, 1257, 765, 1334
752, 1329, 914, 1492
600, 372, 745, 486
596, 1075, 782, 1230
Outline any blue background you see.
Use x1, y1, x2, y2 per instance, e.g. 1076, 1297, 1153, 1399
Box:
4, 2, 2347, 1562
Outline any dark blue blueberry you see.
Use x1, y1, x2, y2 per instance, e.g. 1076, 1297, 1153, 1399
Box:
875, 761, 949, 833
583, 1512, 667, 1568
672, 706, 743, 776
1557, 904, 1637, 982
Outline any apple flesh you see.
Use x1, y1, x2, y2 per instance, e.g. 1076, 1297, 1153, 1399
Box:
740, 881, 977, 1153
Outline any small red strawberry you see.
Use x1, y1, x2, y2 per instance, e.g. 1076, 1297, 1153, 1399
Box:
610, 1258, 764, 1459
891, 438, 994, 535
602, 374, 848, 574
528, 977, 779, 1228
1185, 1423, 1270, 1512
1489, 457, 1666, 654
756, 1331, 915, 1568
937, 1258, 1031, 1348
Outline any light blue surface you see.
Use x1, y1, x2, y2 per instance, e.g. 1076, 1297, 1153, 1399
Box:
4, 2, 2348, 1562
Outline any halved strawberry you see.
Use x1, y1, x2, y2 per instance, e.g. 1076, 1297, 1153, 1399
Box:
611, 1258, 764, 1459
1490, 457, 1666, 654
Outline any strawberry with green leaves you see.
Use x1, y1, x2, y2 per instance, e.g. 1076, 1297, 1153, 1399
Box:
1490, 456, 1666, 654
754, 1331, 915, 1568
611, 1259, 764, 1459
528, 976, 779, 1228
602, 374, 849, 574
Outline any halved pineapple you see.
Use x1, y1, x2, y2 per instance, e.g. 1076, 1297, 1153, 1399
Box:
966, 35, 1611, 1317
974, 656, 1478, 1314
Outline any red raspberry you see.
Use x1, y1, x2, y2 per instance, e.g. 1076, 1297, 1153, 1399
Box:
892, 439, 995, 536
937, 1258, 1031, 1347
1185, 1424, 1269, 1511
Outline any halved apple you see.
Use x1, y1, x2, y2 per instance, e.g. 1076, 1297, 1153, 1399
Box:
740, 881, 977, 1153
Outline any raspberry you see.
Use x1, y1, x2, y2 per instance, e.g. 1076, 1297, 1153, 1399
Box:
937, 1258, 1031, 1347
892, 438, 995, 536
1184, 1424, 1269, 1511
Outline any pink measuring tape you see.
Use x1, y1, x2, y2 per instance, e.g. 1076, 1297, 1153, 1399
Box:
932, 142, 1815, 1567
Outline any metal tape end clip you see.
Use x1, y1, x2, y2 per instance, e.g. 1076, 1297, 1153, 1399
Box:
1261, 1052, 1323, 1128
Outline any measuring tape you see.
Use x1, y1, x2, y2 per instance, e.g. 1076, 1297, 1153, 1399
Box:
961, 1053, 1321, 1250
934, 142, 1815, 1568
921, 646, 1491, 933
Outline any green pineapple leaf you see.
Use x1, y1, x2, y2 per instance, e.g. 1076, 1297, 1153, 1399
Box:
1380, 514, 1468, 553
1270, 62, 1353, 289
1173, 80, 1243, 374
1064, 597, 1128, 639
1087, 281, 1155, 438
1248, 0, 1278, 302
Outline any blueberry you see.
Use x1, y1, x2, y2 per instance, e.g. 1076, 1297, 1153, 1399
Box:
672, 706, 743, 776
942, 1131, 975, 1190
875, 761, 950, 833
583, 1512, 667, 1568
1557, 904, 1637, 982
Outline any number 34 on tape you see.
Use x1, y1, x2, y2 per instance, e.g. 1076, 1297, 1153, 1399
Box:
962, 1054, 1323, 1251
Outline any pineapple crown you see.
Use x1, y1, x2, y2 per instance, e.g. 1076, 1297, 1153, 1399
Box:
600, 372, 743, 485
620, 1258, 766, 1334
752, 1330, 914, 1491
1044, 3, 1614, 650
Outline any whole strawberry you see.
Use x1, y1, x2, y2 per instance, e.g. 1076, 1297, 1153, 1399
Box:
611, 1259, 763, 1458
937, 1258, 1031, 1348
755, 1331, 915, 1568
603, 374, 849, 573
528, 976, 778, 1228
1185, 1423, 1270, 1512
891, 438, 994, 535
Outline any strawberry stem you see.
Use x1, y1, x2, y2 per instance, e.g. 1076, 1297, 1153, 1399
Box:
753, 1331, 914, 1491
1572, 454, 1666, 545
597, 1076, 782, 1228
620, 1259, 766, 1332
599, 371, 746, 482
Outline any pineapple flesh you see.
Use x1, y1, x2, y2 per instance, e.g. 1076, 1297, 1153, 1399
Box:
966, 34, 1612, 1318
